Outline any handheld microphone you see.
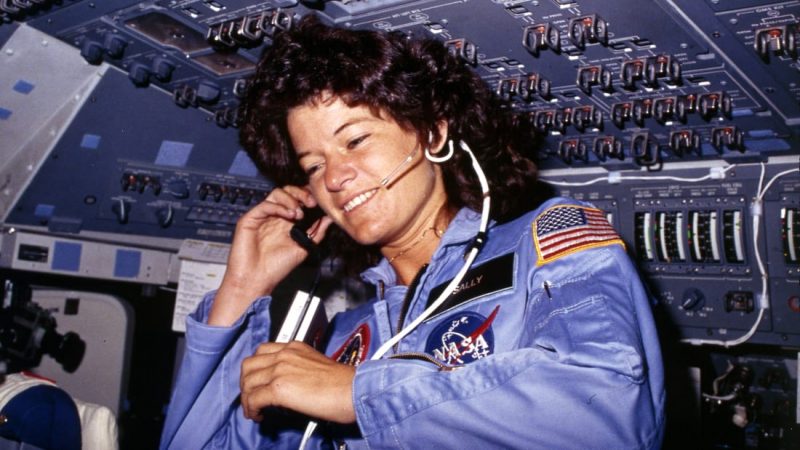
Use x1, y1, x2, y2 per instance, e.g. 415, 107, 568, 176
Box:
289, 206, 325, 261
378, 144, 419, 189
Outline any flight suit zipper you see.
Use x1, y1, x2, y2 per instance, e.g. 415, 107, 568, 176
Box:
393, 264, 428, 352
389, 351, 460, 371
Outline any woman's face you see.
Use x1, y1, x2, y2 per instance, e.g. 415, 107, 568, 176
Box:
287, 96, 448, 248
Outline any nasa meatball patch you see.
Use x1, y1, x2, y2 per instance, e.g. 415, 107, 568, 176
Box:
425, 307, 498, 365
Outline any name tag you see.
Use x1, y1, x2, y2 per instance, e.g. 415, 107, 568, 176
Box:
425, 252, 515, 319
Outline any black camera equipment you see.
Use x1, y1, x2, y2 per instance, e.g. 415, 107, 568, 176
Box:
0, 279, 86, 376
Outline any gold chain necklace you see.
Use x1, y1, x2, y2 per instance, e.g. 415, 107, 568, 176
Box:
388, 224, 445, 264
389, 208, 449, 264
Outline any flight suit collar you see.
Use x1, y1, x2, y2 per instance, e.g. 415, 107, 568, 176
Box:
360, 207, 485, 289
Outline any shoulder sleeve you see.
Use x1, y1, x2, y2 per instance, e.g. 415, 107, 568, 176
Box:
531, 201, 625, 267
159, 292, 276, 449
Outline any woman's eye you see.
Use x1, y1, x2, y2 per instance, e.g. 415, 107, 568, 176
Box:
305, 163, 323, 177
347, 134, 369, 149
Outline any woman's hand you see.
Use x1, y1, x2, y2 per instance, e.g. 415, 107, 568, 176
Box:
240, 341, 357, 424
209, 186, 333, 326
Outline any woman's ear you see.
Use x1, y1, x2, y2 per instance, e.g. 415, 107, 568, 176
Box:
429, 120, 449, 154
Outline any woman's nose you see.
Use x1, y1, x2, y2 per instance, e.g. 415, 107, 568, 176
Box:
324, 153, 356, 192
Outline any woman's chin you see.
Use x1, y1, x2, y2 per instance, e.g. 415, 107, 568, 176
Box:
341, 221, 386, 246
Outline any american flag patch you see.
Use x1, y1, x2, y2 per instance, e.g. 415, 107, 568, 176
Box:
533, 205, 624, 266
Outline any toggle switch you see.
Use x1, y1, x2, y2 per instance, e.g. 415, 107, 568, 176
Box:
522, 22, 561, 56
568, 14, 608, 49
711, 126, 745, 153
156, 205, 174, 228
669, 130, 701, 156
576, 65, 612, 94
112, 199, 131, 224
754, 25, 798, 61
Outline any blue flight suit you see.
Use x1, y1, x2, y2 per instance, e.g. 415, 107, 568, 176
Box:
161, 197, 666, 449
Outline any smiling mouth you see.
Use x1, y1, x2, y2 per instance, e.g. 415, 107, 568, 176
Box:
343, 189, 378, 213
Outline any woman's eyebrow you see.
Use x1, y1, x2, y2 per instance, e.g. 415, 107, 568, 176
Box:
334, 116, 377, 136
296, 117, 376, 159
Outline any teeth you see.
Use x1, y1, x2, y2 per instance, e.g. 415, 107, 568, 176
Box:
343, 189, 377, 212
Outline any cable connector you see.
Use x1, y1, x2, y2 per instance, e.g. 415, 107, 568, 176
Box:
757, 293, 770, 310
464, 231, 488, 259
709, 166, 727, 180
750, 198, 763, 217
607, 171, 622, 184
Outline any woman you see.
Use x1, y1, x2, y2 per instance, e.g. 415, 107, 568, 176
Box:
161, 15, 665, 449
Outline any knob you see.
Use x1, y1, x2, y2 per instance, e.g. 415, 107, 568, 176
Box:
681, 288, 705, 311
104, 34, 127, 59
787, 296, 800, 313
80, 40, 104, 65
166, 180, 190, 199
111, 199, 131, 224
196, 81, 221, 104
153, 58, 175, 82
156, 205, 174, 228
128, 63, 151, 87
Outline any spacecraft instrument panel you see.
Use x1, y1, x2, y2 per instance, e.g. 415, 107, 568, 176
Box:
2, 0, 797, 346
1, 0, 799, 448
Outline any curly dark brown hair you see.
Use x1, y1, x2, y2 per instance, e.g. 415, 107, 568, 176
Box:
239, 14, 542, 273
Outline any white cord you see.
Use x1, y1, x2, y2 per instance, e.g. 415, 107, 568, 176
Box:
541, 164, 738, 186
699, 361, 739, 402
299, 140, 491, 449
702, 392, 738, 402
543, 176, 607, 187
682, 181, 766, 347
298, 421, 317, 450
544, 160, 794, 348
371, 140, 491, 360
759, 167, 799, 195
681, 163, 800, 347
